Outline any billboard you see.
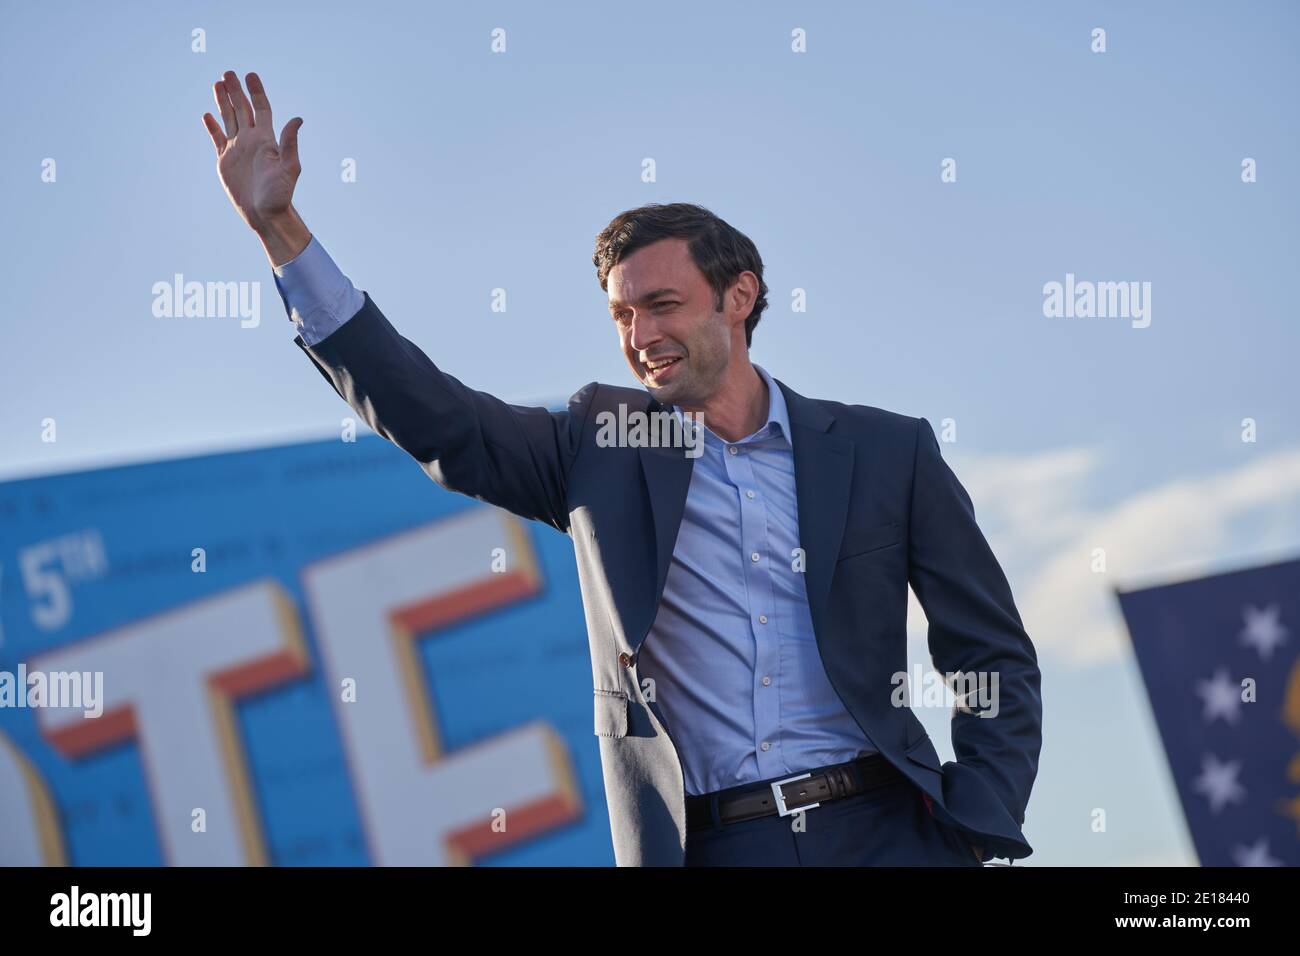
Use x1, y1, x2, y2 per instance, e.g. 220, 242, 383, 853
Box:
0, 432, 611, 865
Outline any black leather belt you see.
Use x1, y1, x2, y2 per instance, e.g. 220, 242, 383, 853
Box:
685, 753, 906, 832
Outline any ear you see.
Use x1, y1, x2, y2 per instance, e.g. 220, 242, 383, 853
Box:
729, 271, 759, 319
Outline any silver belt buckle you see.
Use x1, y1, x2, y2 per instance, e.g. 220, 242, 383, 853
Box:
771, 772, 819, 816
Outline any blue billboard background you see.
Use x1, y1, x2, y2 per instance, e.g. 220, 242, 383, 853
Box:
0, 432, 610, 865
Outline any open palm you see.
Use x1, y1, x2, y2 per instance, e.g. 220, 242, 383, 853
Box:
202, 71, 303, 232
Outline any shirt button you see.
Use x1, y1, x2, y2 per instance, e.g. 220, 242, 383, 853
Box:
750, 551, 760, 562
762, 676, 772, 686
759, 614, 768, 624
761, 741, 771, 751
745, 490, 755, 499
728, 446, 738, 455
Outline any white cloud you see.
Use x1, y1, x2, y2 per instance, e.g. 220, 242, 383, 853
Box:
907, 446, 1300, 666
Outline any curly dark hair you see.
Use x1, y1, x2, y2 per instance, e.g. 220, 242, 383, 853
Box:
593, 203, 770, 347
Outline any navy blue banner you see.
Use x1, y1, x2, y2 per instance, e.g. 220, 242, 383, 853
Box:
1118, 558, 1300, 866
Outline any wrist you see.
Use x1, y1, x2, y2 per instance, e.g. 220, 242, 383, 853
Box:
255, 207, 311, 268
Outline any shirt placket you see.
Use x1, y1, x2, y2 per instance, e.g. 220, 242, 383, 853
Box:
724, 435, 783, 780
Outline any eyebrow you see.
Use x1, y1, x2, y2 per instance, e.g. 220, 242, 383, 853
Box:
608, 288, 684, 311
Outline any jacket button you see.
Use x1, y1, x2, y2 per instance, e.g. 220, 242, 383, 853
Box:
619, 652, 633, 668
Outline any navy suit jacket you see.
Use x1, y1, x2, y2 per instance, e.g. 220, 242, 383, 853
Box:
296, 292, 1044, 864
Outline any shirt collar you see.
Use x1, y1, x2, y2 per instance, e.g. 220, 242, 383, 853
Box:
671, 363, 790, 447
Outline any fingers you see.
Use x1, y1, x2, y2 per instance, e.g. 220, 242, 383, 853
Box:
222, 70, 255, 129
201, 113, 227, 153
212, 80, 237, 137
245, 72, 273, 128
278, 116, 304, 164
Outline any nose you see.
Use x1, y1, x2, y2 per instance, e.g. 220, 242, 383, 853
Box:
627, 311, 663, 356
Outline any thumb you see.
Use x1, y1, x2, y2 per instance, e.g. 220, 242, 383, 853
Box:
279, 117, 303, 162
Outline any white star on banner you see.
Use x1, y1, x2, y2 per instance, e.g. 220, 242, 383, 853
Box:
1195, 668, 1242, 725
1238, 604, 1288, 661
1192, 753, 1246, 814
1231, 838, 1282, 867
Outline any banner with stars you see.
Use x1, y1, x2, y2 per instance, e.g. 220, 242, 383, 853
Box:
1118, 558, 1299, 866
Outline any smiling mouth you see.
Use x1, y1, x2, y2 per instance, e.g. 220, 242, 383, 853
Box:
645, 357, 682, 377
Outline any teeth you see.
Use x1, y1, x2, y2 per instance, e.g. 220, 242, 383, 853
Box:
648, 358, 679, 371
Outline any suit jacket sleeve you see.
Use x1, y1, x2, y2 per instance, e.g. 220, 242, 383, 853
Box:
294, 291, 596, 534
907, 416, 1043, 839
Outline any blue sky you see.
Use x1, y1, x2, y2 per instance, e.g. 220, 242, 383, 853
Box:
2, 0, 1298, 865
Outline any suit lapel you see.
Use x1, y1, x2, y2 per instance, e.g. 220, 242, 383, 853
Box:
777, 379, 855, 639
636, 397, 695, 648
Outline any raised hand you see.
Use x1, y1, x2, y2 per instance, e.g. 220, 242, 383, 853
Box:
202, 71, 310, 265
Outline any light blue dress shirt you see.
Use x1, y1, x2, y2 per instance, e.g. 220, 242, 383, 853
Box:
272, 236, 364, 347
273, 237, 877, 796
640, 372, 876, 795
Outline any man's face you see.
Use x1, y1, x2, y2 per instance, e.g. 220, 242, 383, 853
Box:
607, 238, 734, 406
